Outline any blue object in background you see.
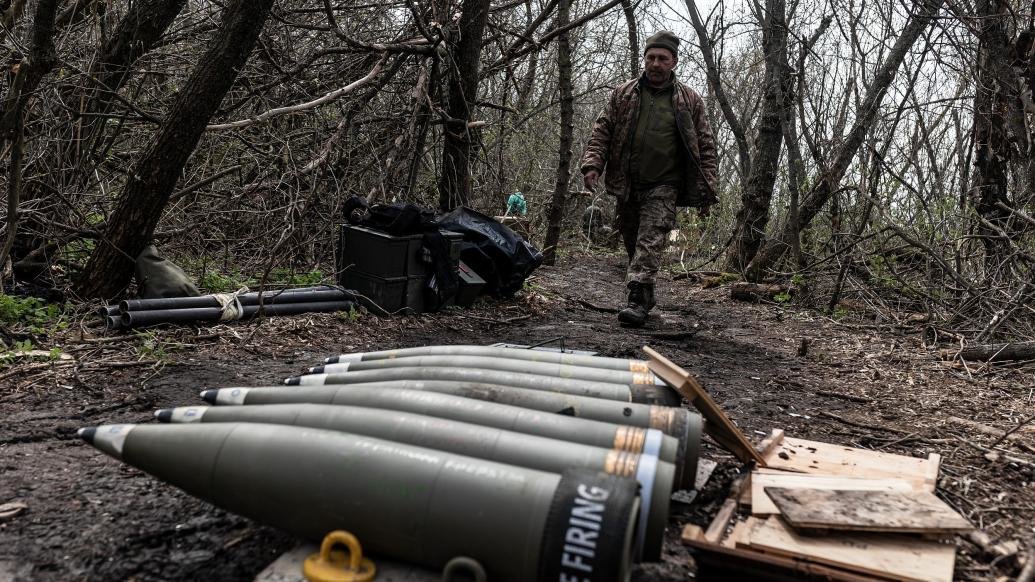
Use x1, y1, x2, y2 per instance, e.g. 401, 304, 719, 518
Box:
506, 192, 527, 216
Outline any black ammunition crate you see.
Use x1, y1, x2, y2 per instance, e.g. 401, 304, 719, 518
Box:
441, 230, 464, 267
338, 225, 424, 279
454, 260, 486, 307
341, 270, 424, 315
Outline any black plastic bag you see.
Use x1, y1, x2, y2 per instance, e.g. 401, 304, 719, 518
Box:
435, 207, 542, 297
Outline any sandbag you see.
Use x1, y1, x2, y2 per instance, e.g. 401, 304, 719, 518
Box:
134, 245, 200, 299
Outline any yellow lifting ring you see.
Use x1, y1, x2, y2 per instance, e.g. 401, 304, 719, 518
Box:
303, 530, 377, 582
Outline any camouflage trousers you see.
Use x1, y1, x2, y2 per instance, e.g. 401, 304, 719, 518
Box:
617, 184, 677, 285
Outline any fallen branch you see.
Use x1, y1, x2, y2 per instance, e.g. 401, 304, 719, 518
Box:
815, 389, 873, 403
990, 413, 1035, 449
574, 298, 618, 313
729, 282, 790, 302
671, 270, 722, 282
949, 341, 1035, 362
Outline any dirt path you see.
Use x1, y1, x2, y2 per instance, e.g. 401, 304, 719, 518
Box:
1, 252, 1032, 580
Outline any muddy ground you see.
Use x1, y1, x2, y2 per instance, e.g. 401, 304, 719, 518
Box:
1, 251, 1033, 581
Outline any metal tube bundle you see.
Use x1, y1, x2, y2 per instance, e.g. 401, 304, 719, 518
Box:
121, 300, 357, 326
79, 423, 642, 581
119, 286, 354, 312
109, 286, 359, 327
154, 403, 674, 560
98, 305, 121, 329
201, 385, 699, 490
286, 367, 681, 407
327, 345, 649, 372
310, 354, 668, 387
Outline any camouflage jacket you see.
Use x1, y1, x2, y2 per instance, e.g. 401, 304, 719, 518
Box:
580, 76, 719, 208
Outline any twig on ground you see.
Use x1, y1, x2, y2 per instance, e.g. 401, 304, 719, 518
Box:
990, 413, 1035, 449
815, 389, 873, 403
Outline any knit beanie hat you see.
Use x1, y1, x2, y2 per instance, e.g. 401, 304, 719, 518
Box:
644, 31, 679, 58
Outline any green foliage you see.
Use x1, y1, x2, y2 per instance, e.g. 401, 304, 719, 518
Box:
0, 294, 65, 330
268, 268, 326, 287
60, 238, 96, 268
134, 331, 170, 362
868, 254, 895, 288
199, 268, 327, 293
335, 305, 362, 323
718, 272, 741, 285
790, 274, 806, 287
773, 292, 792, 304
198, 271, 250, 293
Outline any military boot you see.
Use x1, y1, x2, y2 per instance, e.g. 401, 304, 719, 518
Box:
618, 281, 654, 327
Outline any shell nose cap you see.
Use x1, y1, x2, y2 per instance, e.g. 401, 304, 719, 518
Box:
154, 409, 173, 422
200, 390, 218, 404
77, 426, 97, 443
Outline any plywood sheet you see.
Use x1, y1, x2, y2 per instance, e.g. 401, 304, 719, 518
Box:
750, 472, 917, 515
764, 488, 972, 534
762, 436, 940, 490
740, 517, 956, 582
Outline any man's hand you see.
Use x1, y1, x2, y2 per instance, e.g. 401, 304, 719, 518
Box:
697, 205, 711, 219
583, 170, 600, 192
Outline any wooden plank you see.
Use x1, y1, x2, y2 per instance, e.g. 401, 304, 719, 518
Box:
739, 473, 753, 506
923, 453, 941, 490
703, 473, 749, 543
682, 537, 880, 582
761, 436, 938, 490
764, 488, 973, 534
643, 345, 766, 466
704, 497, 739, 543
756, 428, 785, 458
741, 517, 956, 582
682, 524, 705, 543
721, 519, 750, 548
750, 472, 918, 515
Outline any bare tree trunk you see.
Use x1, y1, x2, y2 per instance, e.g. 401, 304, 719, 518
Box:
438, 0, 492, 211
725, 0, 788, 272
10, 0, 186, 280
74, 0, 275, 299
620, 0, 638, 79
970, 0, 1019, 280
745, 0, 945, 279
684, 0, 751, 180
70, 0, 187, 176
0, 0, 59, 276
542, 0, 573, 265
784, 16, 832, 268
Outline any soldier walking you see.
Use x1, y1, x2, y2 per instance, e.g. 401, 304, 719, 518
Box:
580, 31, 719, 326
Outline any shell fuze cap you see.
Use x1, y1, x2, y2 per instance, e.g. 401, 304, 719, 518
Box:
644, 31, 679, 58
